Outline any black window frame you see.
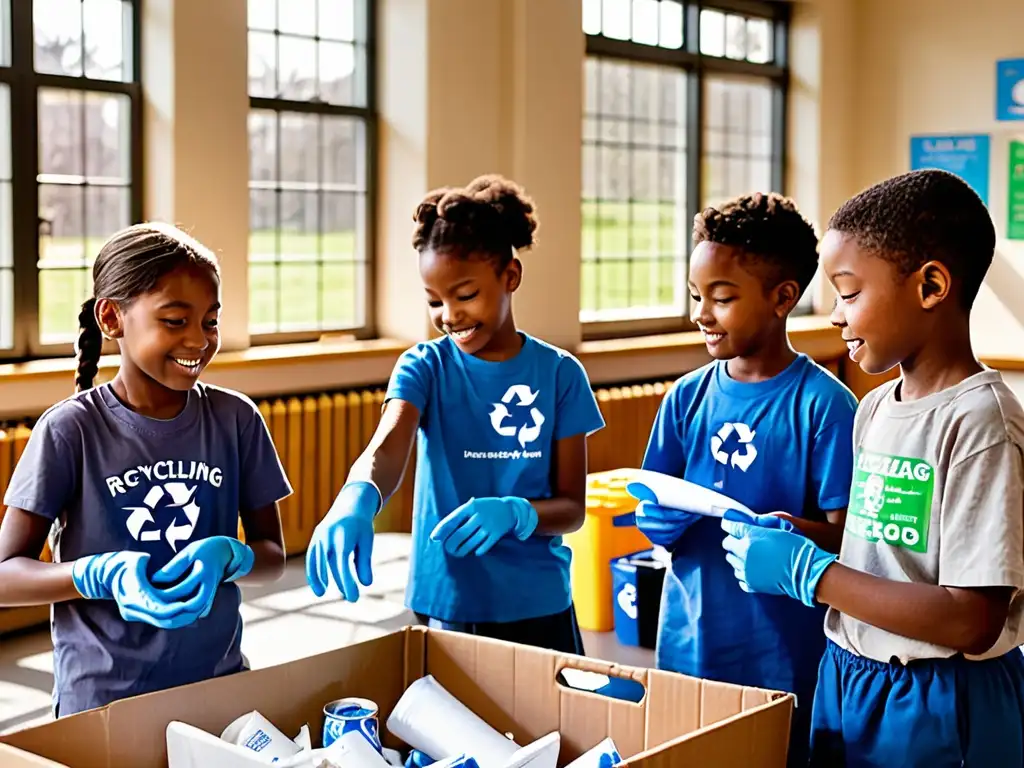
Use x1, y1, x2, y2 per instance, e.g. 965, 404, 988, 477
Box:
0, 0, 143, 363
246, 0, 378, 346
582, 0, 791, 340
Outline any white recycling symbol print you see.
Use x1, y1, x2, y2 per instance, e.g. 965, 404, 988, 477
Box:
710, 422, 758, 472
489, 384, 546, 448
123, 482, 201, 552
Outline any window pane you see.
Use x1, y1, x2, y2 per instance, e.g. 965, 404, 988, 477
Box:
701, 75, 778, 207
35, 0, 132, 81
38, 86, 133, 345
631, 0, 660, 46
82, 0, 132, 81
248, 2, 371, 336
658, 1, 683, 49
747, 18, 773, 64
248, 113, 368, 334
601, 0, 630, 40
725, 14, 746, 60
249, 0, 276, 31
699, 9, 725, 57
582, 0, 602, 35
0, 84, 9, 350
582, 57, 688, 322
0, 0, 10, 67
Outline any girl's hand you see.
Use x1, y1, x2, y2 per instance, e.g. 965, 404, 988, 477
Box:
430, 497, 539, 557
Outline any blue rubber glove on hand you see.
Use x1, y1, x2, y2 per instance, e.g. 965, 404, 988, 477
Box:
150, 536, 255, 619
720, 509, 836, 607
723, 507, 797, 533
71, 551, 211, 629
306, 481, 381, 601
430, 497, 539, 558
634, 500, 701, 548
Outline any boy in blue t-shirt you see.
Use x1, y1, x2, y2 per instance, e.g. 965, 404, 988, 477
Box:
306, 175, 605, 652
635, 193, 857, 766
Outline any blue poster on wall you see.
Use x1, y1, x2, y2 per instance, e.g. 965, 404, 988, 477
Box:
997, 58, 1024, 121
909, 134, 991, 206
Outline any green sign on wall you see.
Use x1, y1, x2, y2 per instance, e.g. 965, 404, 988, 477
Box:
1010, 140, 1024, 240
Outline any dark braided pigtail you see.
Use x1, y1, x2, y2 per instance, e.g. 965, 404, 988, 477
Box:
74, 297, 103, 392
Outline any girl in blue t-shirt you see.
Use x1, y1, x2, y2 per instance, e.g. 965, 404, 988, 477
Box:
306, 175, 605, 653
0, 223, 291, 716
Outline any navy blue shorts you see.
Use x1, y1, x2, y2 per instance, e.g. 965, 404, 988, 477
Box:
810, 639, 1024, 767
416, 604, 586, 656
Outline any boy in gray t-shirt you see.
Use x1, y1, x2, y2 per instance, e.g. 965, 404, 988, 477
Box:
720, 169, 1024, 767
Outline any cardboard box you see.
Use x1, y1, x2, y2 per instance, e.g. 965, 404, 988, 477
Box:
0, 627, 793, 767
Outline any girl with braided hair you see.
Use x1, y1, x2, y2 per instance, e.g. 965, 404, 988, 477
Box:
306, 175, 605, 653
0, 222, 290, 716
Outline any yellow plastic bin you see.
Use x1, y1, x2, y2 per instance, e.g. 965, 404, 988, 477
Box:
565, 469, 653, 632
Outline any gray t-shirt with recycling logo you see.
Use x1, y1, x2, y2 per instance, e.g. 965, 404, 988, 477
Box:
825, 370, 1024, 664
3, 382, 292, 716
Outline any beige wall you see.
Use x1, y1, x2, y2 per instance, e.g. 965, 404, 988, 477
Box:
817, 0, 1024, 360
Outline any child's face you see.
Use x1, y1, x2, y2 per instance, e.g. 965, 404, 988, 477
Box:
688, 241, 796, 360
821, 229, 926, 375
420, 248, 520, 356
100, 264, 222, 392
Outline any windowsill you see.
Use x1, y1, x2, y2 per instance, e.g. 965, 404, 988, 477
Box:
0, 337, 412, 421
0, 315, 903, 420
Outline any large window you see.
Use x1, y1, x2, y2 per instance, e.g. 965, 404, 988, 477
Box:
0, 0, 140, 361
582, 0, 790, 335
247, 0, 375, 342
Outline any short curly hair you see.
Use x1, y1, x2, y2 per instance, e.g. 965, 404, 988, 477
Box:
692, 192, 820, 293
827, 169, 996, 308
412, 174, 538, 270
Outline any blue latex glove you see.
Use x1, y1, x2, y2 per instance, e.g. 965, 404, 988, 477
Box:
720, 509, 836, 607
634, 500, 701, 548
430, 496, 539, 558
150, 536, 255, 619
306, 481, 381, 601
722, 507, 797, 533
71, 551, 210, 629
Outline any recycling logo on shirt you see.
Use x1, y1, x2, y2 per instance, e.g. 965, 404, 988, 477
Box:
123, 482, 201, 552
489, 384, 546, 448
710, 422, 758, 472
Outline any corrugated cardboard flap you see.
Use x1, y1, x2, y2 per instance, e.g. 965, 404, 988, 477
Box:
409, 627, 792, 766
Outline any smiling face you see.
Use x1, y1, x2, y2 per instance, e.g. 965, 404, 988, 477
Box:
688, 241, 798, 360
821, 229, 932, 375
98, 263, 222, 393
420, 247, 520, 356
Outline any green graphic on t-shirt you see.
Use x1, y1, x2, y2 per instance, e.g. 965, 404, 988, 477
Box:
846, 449, 934, 553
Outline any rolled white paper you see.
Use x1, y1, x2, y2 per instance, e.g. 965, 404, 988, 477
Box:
626, 470, 753, 518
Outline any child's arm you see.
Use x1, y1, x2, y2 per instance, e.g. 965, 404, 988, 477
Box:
345, 398, 420, 501
530, 433, 587, 535
0, 507, 79, 605
815, 565, 1012, 656
236, 502, 287, 585
773, 509, 846, 554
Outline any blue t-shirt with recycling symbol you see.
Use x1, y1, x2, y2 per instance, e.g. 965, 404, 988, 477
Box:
386, 333, 605, 623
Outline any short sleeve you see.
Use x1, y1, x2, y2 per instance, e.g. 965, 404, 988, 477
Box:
385, 345, 434, 415
641, 382, 686, 477
3, 409, 80, 521
554, 355, 605, 440
238, 399, 293, 512
939, 441, 1024, 590
811, 391, 858, 511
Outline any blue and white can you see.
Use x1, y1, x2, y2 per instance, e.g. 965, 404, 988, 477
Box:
322, 697, 383, 753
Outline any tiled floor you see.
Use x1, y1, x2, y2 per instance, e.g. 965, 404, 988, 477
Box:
0, 534, 652, 736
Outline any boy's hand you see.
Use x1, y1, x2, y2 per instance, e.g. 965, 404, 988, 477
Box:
634, 501, 700, 548
720, 509, 836, 607
150, 536, 255, 620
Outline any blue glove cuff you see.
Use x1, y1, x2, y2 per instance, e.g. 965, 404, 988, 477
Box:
340, 480, 383, 518
505, 497, 539, 540
72, 553, 111, 601
797, 549, 838, 607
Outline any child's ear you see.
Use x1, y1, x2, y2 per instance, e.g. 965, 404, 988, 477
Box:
773, 279, 801, 318
505, 257, 523, 293
918, 261, 951, 309
94, 298, 124, 339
